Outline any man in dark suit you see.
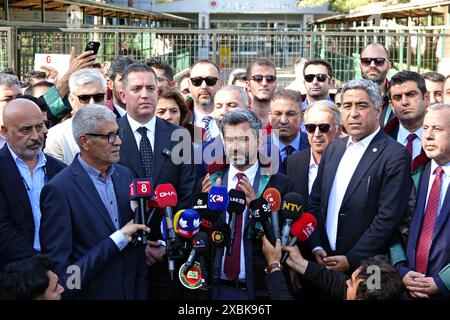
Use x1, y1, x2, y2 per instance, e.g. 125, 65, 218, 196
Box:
395, 104, 450, 299
40, 105, 149, 300
308, 79, 413, 273
286, 100, 342, 205
201, 109, 295, 299
267, 89, 309, 174
0, 98, 66, 270
117, 63, 196, 299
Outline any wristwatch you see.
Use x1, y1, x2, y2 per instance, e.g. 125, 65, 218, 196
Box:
265, 262, 282, 274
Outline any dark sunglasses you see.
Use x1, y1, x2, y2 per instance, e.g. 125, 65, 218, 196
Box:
305, 123, 334, 134
249, 74, 276, 83
360, 57, 386, 67
74, 93, 105, 104
304, 73, 330, 83
190, 76, 219, 87
85, 129, 124, 144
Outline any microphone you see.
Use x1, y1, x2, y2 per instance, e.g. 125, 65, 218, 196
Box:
209, 220, 230, 284
207, 186, 229, 212
129, 178, 153, 244
280, 192, 305, 246
162, 148, 172, 158
226, 189, 246, 256
192, 192, 219, 232
280, 212, 317, 264
176, 209, 201, 239
152, 183, 178, 280
249, 197, 276, 245
183, 231, 209, 274
173, 209, 185, 234
262, 188, 281, 240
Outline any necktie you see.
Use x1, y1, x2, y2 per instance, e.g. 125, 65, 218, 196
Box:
202, 115, 214, 142
406, 133, 417, 157
224, 172, 246, 281
415, 166, 444, 274
284, 145, 295, 158
137, 127, 153, 178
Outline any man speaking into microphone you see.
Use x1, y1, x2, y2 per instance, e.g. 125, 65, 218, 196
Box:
40, 105, 149, 300
200, 109, 295, 300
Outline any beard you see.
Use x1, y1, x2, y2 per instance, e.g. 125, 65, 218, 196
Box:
362, 68, 388, 84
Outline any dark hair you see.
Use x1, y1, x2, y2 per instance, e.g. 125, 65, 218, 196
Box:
109, 56, 137, 81
121, 63, 157, 89
145, 58, 174, 81
390, 71, 427, 97
25, 70, 47, 87
355, 255, 405, 300
190, 59, 220, 76
15, 95, 49, 114
272, 89, 302, 105
23, 80, 55, 97
0, 254, 53, 300
303, 59, 333, 77
1, 68, 16, 75
246, 58, 276, 77
158, 85, 192, 127
421, 71, 445, 83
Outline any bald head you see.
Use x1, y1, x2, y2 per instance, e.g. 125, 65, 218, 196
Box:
1, 98, 47, 161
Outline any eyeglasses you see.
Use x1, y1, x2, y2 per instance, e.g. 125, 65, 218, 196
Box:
360, 57, 386, 67
74, 93, 105, 104
156, 76, 169, 83
304, 73, 330, 83
85, 129, 124, 144
305, 123, 335, 134
249, 74, 276, 83
190, 76, 219, 87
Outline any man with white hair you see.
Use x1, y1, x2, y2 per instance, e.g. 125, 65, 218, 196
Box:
0, 73, 22, 148
44, 68, 107, 165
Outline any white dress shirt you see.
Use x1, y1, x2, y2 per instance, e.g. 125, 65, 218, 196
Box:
220, 162, 259, 281
397, 124, 423, 160
308, 149, 319, 195
425, 160, 450, 217
113, 101, 127, 117
127, 114, 156, 151
326, 127, 380, 251
193, 108, 213, 128
44, 118, 79, 165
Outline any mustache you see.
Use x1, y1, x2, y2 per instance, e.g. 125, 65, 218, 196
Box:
26, 139, 43, 148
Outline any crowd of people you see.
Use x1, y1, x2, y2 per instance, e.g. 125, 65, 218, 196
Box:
0, 41, 449, 301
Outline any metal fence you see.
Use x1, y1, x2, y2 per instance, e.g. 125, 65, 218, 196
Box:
0, 27, 12, 71
3, 27, 450, 87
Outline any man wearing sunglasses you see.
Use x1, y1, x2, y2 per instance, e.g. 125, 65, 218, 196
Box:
245, 58, 277, 128
360, 43, 393, 127
308, 79, 412, 275
302, 59, 334, 114
45, 69, 106, 165
188, 60, 223, 143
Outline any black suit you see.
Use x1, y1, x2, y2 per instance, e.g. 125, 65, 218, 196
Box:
118, 115, 196, 299
0, 145, 66, 270
308, 130, 413, 270
285, 147, 311, 207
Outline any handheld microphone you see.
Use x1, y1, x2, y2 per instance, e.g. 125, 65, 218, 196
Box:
226, 189, 246, 256
162, 148, 172, 158
249, 197, 276, 245
183, 231, 209, 274
192, 193, 218, 232
129, 178, 153, 244
280, 212, 317, 264
207, 186, 229, 212
263, 188, 281, 240
209, 220, 230, 284
280, 192, 304, 246
176, 209, 200, 239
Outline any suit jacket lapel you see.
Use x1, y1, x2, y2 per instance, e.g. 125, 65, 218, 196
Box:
152, 118, 171, 184
340, 132, 386, 208
0, 146, 33, 216
71, 157, 116, 231
433, 173, 450, 241
300, 150, 311, 198
119, 117, 145, 177
111, 167, 129, 227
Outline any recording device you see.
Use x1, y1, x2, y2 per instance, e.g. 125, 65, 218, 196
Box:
129, 178, 153, 244
262, 188, 281, 240
280, 213, 317, 264
84, 41, 100, 56
280, 192, 304, 246
176, 209, 200, 239
249, 197, 276, 245
183, 232, 209, 274
226, 189, 246, 256
193, 193, 219, 232
207, 186, 229, 212
210, 221, 230, 284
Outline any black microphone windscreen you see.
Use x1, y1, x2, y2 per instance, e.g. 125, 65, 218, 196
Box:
280, 192, 304, 220
209, 220, 230, 248
192, 192, 209, 211
227, 189, 246, 216
192, 231, 210, 254
249, 197, 271, 221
